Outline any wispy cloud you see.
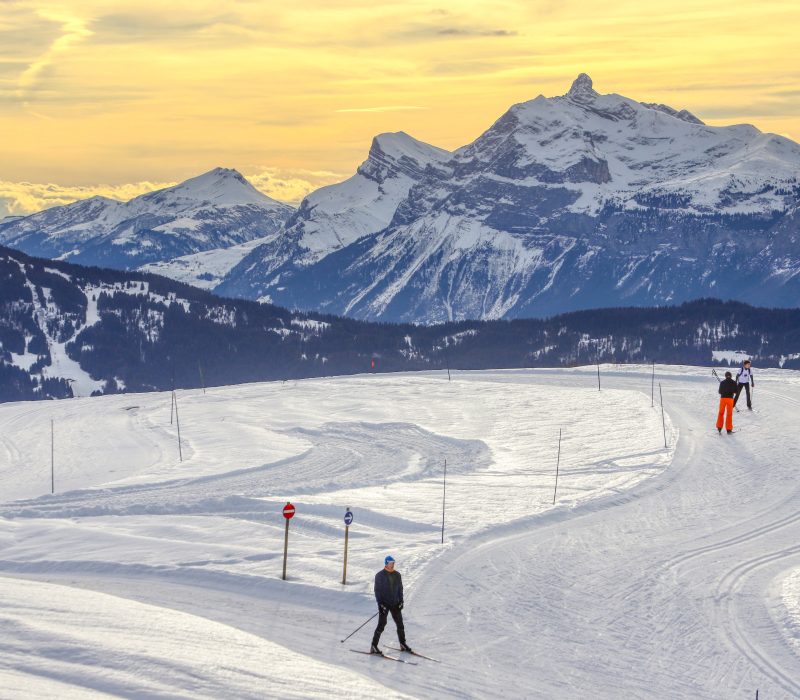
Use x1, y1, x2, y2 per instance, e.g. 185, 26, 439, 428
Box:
89, 10, 256, 45
434, 27, 518, 37
335, 106, 427, 113
0, 179, 173, 218
393, 22, 519, 41
17, 9, 93, 103
246, 167, 346, 204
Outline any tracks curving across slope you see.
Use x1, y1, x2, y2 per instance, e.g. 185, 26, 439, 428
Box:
401, 372, 800, 699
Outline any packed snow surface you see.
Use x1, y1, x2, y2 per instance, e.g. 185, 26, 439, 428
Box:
1, 366, 799, 698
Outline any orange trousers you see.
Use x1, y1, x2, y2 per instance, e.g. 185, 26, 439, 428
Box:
716, 398, 734, 431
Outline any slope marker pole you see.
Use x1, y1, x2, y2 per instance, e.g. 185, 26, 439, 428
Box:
553, 428, 562, 505
441, 458, 447, 544
50, 419, 54, 494
198, 361, 206, 395
659, 383, 667, 449
174, 391, 183, 462
342, 506, 351, 586
651, 361, 655, 408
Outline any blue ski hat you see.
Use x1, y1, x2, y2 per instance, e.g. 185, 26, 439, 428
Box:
384, 555, 395, 566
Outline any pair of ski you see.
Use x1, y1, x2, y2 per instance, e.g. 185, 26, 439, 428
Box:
350, 646, 440, 664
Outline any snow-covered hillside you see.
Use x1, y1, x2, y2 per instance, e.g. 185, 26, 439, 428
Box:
139, 237, 270, 290
1, 366, 799, 697
0, 168, 293, 270
218, 75, 800, 321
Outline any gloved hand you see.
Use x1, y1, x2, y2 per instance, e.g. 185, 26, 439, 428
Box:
398, 601, 404, 611
379, 605, 388, 615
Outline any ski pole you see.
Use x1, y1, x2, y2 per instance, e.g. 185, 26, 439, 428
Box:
340, 612, 379, 644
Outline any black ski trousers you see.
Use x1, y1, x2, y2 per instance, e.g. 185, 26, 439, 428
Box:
733, 383, 752, 409
372, 605, 406, 646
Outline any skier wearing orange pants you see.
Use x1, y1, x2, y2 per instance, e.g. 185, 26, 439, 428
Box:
717, 371, 737, 434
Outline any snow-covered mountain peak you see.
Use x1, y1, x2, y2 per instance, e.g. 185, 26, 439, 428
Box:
133, 167, 278, 211
360, 131, 452, 183
565, 72, 598, 102
369, 131, 451, 164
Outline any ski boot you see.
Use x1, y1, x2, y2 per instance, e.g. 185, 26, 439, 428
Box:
370, 643, 382, 655
399, 642, 413, 653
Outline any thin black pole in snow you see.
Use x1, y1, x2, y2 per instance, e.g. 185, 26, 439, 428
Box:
441, 458, 447, 544
651, 361, 655, 408
170, 390, 175, 425
282, 504, 291, 581
174, 391, 183, 462
50, 418, 54, 494
198, 361, 206, 395
340, 612, 379, 644
342, 506, 351, 586
596, 359, 601, 391
170, 361, 176, 424
553, 428, 562, 505
659, 383, 667, 449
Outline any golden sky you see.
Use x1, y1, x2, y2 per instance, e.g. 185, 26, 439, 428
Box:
1, 0, 799, 217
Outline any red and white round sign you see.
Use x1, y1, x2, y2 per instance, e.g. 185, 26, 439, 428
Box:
283, 502, 296, 519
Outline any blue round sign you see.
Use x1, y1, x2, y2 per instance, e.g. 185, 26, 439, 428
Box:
344, 510, 353, 526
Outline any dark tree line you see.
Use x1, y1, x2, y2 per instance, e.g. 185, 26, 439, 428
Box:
2, 245, 799, 403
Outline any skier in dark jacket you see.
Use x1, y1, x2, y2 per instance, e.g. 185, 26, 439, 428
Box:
717, 371, 738, 434
733, 359, 755, 410
371, 555, 412, 654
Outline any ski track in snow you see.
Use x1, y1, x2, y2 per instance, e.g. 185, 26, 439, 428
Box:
0, 367, 799, 698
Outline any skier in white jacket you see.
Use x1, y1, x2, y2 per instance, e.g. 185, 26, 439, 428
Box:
733, 359, 754, 410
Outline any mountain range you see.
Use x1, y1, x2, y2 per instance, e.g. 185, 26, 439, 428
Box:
2, 74, 799, 323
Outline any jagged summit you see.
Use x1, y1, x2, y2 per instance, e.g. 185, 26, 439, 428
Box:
369, 131, 451, 166
566, 73, 598, 102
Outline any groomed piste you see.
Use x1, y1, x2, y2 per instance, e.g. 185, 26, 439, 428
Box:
1, 365, 799, 698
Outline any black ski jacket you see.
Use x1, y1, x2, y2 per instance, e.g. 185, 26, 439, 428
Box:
374, 569, 403, 608
718, 378, 738, 398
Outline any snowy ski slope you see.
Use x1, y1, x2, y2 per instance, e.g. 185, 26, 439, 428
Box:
0, 366, 799, 698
